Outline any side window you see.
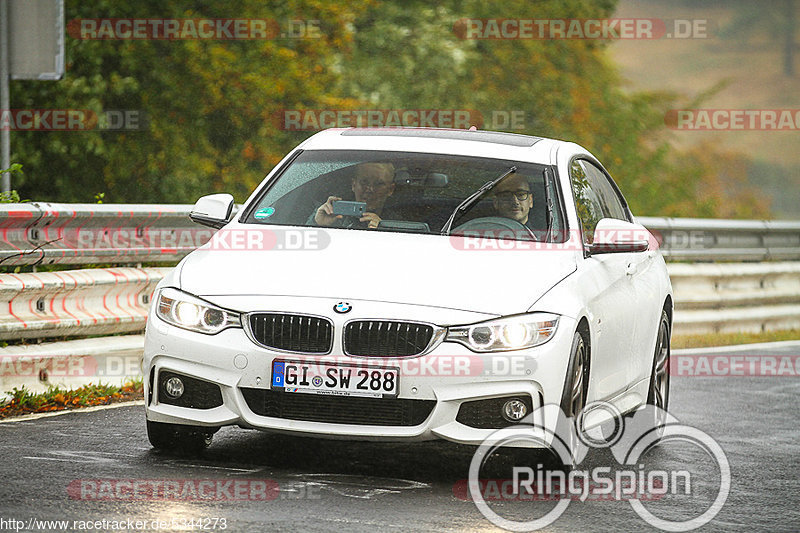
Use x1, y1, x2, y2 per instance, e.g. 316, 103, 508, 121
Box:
570, 161, 605, 244
580, 161, 628, 221
570, 159, 628, 244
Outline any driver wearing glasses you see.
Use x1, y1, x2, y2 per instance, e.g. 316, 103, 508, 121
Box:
492, 173, 535, 229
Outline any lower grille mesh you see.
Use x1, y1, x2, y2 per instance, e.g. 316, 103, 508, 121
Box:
241, 388, 435, 426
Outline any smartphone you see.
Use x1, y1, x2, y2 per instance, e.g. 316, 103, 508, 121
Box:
332, 200, 367, 218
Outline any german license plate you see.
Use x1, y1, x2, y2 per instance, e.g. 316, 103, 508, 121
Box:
271, 360, 399, 398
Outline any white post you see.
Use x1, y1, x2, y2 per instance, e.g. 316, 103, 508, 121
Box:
0, 0, 10, 193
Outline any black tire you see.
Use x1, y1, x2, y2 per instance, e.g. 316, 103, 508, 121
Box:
555, 330, 589, 467
560, 331, 589, 419
146, 420, 215, 453
646, 309, 671, 436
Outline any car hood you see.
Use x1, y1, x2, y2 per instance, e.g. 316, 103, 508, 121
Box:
178, 224, 577, 316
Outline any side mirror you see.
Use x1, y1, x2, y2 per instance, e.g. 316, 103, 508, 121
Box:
190, 193, 234, 229
588, 218, 651, 254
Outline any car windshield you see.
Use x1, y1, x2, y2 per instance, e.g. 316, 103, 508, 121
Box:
243, 150, 565, 242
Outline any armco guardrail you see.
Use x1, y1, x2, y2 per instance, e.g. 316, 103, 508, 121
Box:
0, 203, 798, 395
637, 216, 800, 261
0, 267, 170, 341
668, 262, 800, 335
0, 334, 144, 393
2, 263, 791, 341
0, 205, 799, 265
0, 203, 213, 266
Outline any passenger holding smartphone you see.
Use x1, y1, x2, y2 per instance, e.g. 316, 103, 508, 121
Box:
313, 162, 396, 229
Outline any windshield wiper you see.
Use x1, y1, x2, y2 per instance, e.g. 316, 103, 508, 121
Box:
440, 165, 517, 235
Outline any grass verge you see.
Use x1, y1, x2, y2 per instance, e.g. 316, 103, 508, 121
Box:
0, 379, 143, 419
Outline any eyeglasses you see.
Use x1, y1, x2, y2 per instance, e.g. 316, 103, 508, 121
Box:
355, 179, 392, 191
495, 190, 531, 202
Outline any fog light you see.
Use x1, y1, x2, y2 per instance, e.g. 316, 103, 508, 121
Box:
502, 398, 528, 422
164, 376, 184, 399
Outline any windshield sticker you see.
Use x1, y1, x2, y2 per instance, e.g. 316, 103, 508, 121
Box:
254, 207, 275, 219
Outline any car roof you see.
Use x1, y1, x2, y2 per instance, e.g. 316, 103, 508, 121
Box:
297, 127, 567, 165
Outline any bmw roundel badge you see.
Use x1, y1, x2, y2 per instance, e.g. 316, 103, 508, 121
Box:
333, 301, 352, 314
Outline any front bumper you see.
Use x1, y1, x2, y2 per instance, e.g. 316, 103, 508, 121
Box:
143, 306, 577, 448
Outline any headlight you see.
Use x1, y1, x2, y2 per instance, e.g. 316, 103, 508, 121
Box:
445, 313, 559, 352
156, 287, 241, 335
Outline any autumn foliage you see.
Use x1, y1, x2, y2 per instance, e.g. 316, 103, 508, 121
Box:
8, 0, 770, 219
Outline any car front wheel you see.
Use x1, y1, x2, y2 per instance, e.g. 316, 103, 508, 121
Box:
646, 309, 671, 434
555, 330, 589, 466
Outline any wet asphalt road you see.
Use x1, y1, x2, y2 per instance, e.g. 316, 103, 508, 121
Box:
0, 343, 798, 533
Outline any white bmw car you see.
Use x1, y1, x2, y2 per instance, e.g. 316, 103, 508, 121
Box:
143, 127, 672, 453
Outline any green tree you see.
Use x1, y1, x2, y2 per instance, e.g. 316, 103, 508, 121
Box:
11, 0, 368, 203
334, 0, 769, 218
9, 0, 770, 219
334, 0, 695, 215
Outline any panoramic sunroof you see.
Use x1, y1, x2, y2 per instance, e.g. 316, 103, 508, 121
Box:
340, 128, 541, 147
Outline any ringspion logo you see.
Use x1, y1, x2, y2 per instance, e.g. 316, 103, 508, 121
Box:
468, 402, 730, 531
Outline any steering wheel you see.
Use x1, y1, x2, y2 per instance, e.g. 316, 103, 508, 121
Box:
451, 216, 537, 240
